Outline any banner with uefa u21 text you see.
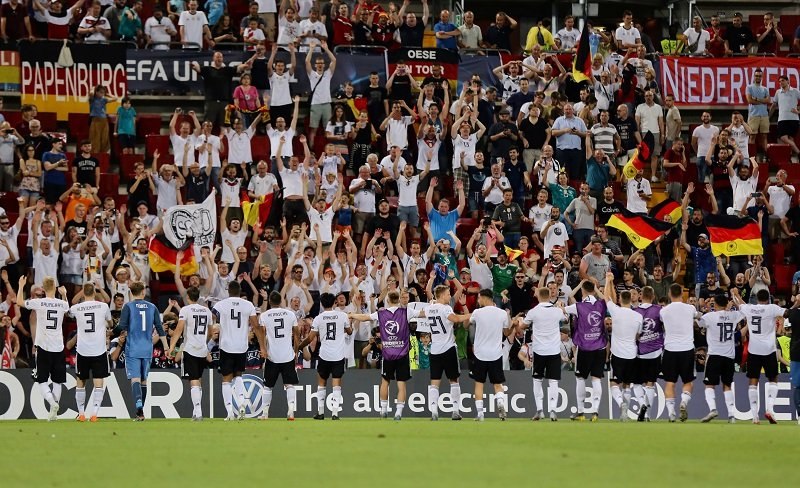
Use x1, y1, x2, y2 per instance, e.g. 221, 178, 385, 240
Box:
659, 55, 800, 106
20, 40, 127, 121
0, 369, 796, 421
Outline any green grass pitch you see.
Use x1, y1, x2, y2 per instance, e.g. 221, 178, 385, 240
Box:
1, 418, 796, 486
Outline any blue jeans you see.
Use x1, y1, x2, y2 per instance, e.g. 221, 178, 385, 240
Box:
696, 157, 707, 182
504, 232, 521, 249
573, 228, 594, 255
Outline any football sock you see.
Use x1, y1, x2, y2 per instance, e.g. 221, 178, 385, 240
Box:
611, 385, 623, 407
748, 385, 758, 418
794, 387, 800, 417
591, 378, 603, 413
39, 383, 55, 407
332, 386, 342, 414
191, 387, 202, 417
547, 380, 558, 413
380, 400, 389, 415
496, 392, 507, 412
428, 385, 440, 414
222, 382, 233, 416
131, 382, 143, 408
92, 387, 105, 416
633, 384, 645, 408
533, 378, 544, 412
645, 386, 655, 409
52, 383, 62, 403
141, 385, 147, 407
575, 378, 586, 414
450, 384, 461, 413
75, 388, 86, 415
317, 387, 326, 415
394, 402, 405, 418
705, 388, 716, 411
262, 387, 273, 411
623, 387, 631, 406
766, 382, 778, 413
724, 390, 735, 417
475, 400, 484, 416
233, 377, 245, 407
666, 398, 675, 417
680, 391, 691, 408
286, 386, 297, 412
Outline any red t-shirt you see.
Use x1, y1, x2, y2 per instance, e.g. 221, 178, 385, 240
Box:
756, 26, 781, 54
706, 27, 726, 57
663, 148, 687, 184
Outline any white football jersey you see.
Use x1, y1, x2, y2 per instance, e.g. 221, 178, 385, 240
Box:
607, 301, 643, 360
660, 302, 697, 352
179, 303, 213, 358
260, 307, 298, 364
69, 300, 112, 357
213, 298, 257, 354
523, 303, 566, 356
699, 310, 745, 359
26, 297, 69, 352
470, 306, 509, 361
739, 303, 785, 355
311, 310, 351, 361
423, 303, 457, 355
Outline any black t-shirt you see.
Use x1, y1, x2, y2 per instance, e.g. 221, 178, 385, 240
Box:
389, 74, 413, 104
785, 206, 800, 234
685, 220, 708, 247
65, 219, 88, 239
487, 121, 519, 159
127, 176, 151, 209
699, 284, 728, 301
185, 172, 209, 203
200, 65, 237, 102
421, 75, 449, 102
467, 165, 490, 197
613, 117, 639, 151
399, 22, 425, 46
352, 21, 372, 45
250, 57, 270, 90
725, 26, 755, 53
508, 282, 534, 316
365, 213, 400, 243
597, 199, 623, 227
788, 309, 800, 359
485, 24, 512, 51
73, 155, 99, 186
519, 117, 548, 150
26, 134, 52, 161
365, 85, 388, 126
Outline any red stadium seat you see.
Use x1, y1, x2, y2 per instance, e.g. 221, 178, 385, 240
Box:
774, 264, 793, 294
120, 154, 145, 178
37, 112, 58, 132
93, 152, 110, 173
145, 134, 170, 158
785, 164, 800, 183
766, 144, 791, 166
67, 113, 90, 143
98, 173, 120, 199
3, 110, 21, 128
137, 114, 164, 140
251, 135, 270, 163
769, 242, 786, 267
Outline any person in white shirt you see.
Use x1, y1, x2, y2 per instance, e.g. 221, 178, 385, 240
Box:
18, 275, 70, 421
297, 5, 327, 52
168, 108, 201, 168
691, 112, 720, 183
604, 272, 643, 421
468, 289, 512, 421
457, 11, 482, 49
305, 40, 336, 150
481, 162, 511, 213
555, 15, 579, 51
522, 286, 567, 421
540, 206, 568, 259
726, 112, 753, 160
697, 294, 745, 423
70, 283, 113, 422
78, 2, 112, 43
660, 283, 698, 422
417, 285, 472, 421
178, 0, 214, 49
730, 157, 759, 214
732, 288, 788, 424
614, 10, 641, 50
380, 101, 415, 152
625, 169, 652, 214
213, 281, 263, 420
275, 129, 310, 228
388, 162, 429, 241
193, 120, 223, 190
634, 90, 664, 182
168, 286, 212, 420
32, 0, 83, 32
221, 112, 261, 171
298, 293, 353, 420
767, 169, 796, 238
682, 16, 710, 55
277, 0, 300, 45
267, 42, 298, 126
144, 5, 177, 50
303, 175, 343, 245
772, 75, 800, 158
247, 160, 279, 199
258, 292, 301, 420
349, 163, 381, 242
31, 214, 61, 287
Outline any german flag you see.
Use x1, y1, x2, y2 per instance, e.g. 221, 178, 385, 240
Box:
623, 132, 654, 179
606, 207, 674, 249
572, 24, 592, 83
149, 234, 199, 276
504, 245, 523, 262
705, 215, 763, 257
649, 198, 682, 224
241, 192, 276, 228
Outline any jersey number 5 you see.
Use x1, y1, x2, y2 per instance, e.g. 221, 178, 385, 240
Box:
46, 310, 58, 330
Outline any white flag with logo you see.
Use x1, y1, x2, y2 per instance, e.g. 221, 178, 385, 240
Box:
163, 193, 217, 249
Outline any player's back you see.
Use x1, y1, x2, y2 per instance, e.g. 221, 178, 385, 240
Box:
70, 300, 111, 357
260, 307, 297, 363
607, 302, 642, 359
471, 306, 508, 361
700, 310, 744, 359
312, 310, 350, 361
523, 303, 564, 355
423, 302, 456, 355
739, 303, 784, 355
122, 299, 162, 359
214, 297, 257, 354
26, 297, 69, 352
660, 301, 696, 352
635, 303, 664, 355
179, 303, 213, 358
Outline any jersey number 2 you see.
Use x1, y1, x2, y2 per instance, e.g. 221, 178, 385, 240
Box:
428, 316, 446, 335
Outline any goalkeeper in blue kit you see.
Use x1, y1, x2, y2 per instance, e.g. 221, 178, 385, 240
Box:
119, 282, 168, 421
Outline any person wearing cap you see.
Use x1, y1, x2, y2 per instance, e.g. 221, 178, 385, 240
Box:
362, 197, 399, 252
680, 222, 717, 296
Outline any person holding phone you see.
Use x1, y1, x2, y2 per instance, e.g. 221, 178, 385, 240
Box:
624, 168, 651, 215
41, 138, 69, 205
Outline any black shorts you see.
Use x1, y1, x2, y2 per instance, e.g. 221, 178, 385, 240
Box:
317, 358, 346, 380
635, 356, 662, 384
430, 346, 461, 381
219, 350, 247, 376
182, 353, 208, 381
575, 348, 606, 379
76, 353, 110, 381
778, 120, 799, 138
610, 355, 637, 385
118, 133, 136, 148
661, 349, 696, 383
470, 357, 505, 384
704, 355, 735, 386
381, 355, 412, 382
264, 359, 299, 387
747, 352, 779, 380
532, 352, 562, 380
35, 349, 67, 384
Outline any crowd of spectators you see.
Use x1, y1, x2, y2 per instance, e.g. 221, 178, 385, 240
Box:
0, 4, 798, 380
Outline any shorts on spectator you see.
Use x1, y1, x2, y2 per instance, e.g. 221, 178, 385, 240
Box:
59, 274, 83, 285
417, 170, 441, 194
748, 115, 770, 134
118, 133, 136, 148
352, 212, 373, 235
778, 120, 799, 138
397, 205, 420, 227
19, 189, 39, 199
308, 103, 332, 129
468, 193, 484, 213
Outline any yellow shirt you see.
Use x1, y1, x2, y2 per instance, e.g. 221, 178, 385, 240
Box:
778, 335, 791, 368
525, 26, 556, 52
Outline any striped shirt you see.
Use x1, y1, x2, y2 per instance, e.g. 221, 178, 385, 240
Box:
590, 123, 618, 153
